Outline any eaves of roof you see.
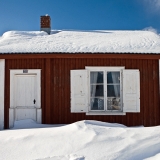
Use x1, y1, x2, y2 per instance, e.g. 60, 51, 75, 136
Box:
0, 52, 160, 60
0, 52, 160, 54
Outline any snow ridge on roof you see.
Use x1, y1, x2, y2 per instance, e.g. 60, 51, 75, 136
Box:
0, 30, 160, 53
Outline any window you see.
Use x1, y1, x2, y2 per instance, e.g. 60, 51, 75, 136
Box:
90, 70, 121, 112
71, 67, 140, 115
90, 71, 104, 111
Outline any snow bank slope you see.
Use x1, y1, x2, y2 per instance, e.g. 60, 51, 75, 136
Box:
0, 30, 160, 53
0, 120, 160, 160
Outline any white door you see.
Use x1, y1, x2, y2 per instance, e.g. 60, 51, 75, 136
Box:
15, 74, 37, 121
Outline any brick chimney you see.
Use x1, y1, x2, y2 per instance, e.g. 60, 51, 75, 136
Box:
40, 14, 51, 34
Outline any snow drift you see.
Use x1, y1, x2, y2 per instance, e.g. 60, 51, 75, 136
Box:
0, 119, 160, 160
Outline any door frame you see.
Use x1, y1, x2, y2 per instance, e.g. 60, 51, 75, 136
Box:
9, 69, 41, 128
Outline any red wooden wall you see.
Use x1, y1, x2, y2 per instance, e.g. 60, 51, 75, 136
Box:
3, 54, 160, 128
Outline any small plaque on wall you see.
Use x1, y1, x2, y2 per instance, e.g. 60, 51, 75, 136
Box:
23, 69, 28, 73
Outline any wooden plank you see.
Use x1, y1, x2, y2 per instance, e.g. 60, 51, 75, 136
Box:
4, 60, 9, 128
64, 59, 67, 124
148, 60, 153, 126
54, 59, 59, 123
0, 60, 5, 130
152, 60, 156, 126
52, 58, 57, 123
61, 58, 65, 123
142, 60, 146, 126
157, 60, 160, 125
50, 59, 53, 123
41, 59, 45, 124
153, 60, 158, 125
45, 58, 51, 124
145, 60, 150, 126
125, 59, 132, 126
58, 58, 61, 123
138, 59, 144, 125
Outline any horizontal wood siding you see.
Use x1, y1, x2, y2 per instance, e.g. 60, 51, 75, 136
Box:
4, 57, 160, 128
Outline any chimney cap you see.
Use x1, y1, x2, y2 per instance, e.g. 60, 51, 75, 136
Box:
45, 14, 49, 16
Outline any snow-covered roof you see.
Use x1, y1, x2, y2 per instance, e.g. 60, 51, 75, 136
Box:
0, 30, 160, 54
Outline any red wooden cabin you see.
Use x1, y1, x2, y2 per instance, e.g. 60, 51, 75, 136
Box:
0, 16, 160, 129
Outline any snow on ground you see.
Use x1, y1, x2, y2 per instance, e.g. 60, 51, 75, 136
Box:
0, 30, 160, 53
0, 120, 160, 160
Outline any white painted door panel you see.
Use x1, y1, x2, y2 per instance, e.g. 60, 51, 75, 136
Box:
9, 69, 41, 128
15, 74, 36, 121
15, 108, 36, 121
15, 75, 36, 107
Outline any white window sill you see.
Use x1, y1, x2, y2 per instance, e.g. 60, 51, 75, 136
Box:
86, 112, 126, 115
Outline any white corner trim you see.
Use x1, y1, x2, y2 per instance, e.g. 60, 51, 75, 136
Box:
159, 60, 160, 101
0, 59, 5, 130
159, 60, 160, 94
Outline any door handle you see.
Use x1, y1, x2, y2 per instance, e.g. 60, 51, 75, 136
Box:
33, 99, 36, 104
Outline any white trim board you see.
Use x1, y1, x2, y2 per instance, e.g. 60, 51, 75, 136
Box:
0, 59, 5, 130
159, 60, 160, 99
9, 69, 41, 128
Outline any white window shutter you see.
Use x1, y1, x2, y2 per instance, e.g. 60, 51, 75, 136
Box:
70, 70, 88, 112
123, 70, 140, 112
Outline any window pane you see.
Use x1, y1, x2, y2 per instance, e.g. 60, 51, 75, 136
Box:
107, 85, 120, 97
107, 97, 121, 110
107, 72, 120, 84
107, 71, 121, 110
91, 98, 104, 110
90, 72, 103, 84
90, 85, 104, 97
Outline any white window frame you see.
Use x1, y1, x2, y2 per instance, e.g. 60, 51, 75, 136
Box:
86, 66, 125, 115
71, 66, 140, 115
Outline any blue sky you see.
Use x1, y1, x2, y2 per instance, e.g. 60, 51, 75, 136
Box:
0, 0, 160, 35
